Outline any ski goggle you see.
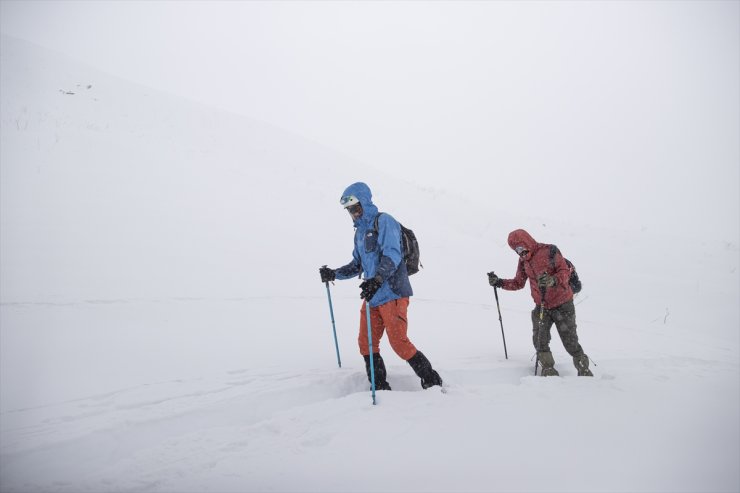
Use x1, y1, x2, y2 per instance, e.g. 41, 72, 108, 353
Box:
515, 245, 529, 257
340, 195, 359, 208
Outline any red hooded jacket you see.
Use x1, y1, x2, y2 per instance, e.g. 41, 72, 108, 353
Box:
500, 229, 574, 309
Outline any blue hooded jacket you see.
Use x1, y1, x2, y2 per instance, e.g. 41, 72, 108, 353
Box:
335, 182, 413, 307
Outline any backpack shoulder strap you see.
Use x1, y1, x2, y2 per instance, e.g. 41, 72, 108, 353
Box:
373, 212, 384, 232
548, 244, 560, 270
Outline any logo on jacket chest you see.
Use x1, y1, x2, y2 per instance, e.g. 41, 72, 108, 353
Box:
363, 230, 378, 253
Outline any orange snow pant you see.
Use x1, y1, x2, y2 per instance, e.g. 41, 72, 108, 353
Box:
358, 297, 417, 361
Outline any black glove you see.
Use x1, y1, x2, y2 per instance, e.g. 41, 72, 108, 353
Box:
537, 272, 556, 288
487, 272, 503, 288
360, 276, 383, 300
319, 265, 336, 283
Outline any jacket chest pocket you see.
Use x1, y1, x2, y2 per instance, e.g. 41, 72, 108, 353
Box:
525, 261, 551, 281
364, 231, 378, 253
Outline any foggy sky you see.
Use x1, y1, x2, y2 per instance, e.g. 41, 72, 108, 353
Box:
1, 0, 738, 240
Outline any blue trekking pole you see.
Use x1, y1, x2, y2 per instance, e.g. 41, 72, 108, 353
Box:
365, 300, 376, 405
322, 266, 341, 368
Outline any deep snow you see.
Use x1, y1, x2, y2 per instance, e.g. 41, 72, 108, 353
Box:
0, 35, 738, 493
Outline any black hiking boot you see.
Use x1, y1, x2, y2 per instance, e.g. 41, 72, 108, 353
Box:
573, 354, 594, 376
407, 351, 443, 389
364, 353, 392, 390
537, 351, 560, 377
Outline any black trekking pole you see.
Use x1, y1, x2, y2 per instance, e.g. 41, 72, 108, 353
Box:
534, 284, 547, 376
539, 285, 546, 323
493, 286, 508, 359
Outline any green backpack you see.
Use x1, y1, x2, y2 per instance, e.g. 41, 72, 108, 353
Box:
548, 245, 582, 293
374, 213, 422, 276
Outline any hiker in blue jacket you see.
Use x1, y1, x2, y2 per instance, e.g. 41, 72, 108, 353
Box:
320, 182, 443, 390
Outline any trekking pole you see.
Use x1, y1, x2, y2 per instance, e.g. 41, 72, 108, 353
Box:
535, 283, 547, 376
364, 300, 377, 405
539, 285, 546, 324
322, 267, 341, 368
493, 286, 508, 359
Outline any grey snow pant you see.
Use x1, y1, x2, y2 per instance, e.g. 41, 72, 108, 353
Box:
531, 300, 585, 358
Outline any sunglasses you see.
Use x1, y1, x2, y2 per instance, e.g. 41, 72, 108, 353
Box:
515, 246, 529, 257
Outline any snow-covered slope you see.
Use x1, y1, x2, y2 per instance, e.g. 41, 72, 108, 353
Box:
1, 35, 738, 492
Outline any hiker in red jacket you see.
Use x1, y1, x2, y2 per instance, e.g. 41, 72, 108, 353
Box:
487, 229, 593, 376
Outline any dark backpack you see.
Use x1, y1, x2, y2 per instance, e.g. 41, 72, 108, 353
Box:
548, 245, 582, 294
374, 213, 422, 275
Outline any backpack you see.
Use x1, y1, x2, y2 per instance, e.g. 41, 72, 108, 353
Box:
374, 213, 422, 275
548, 245, 582, 294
